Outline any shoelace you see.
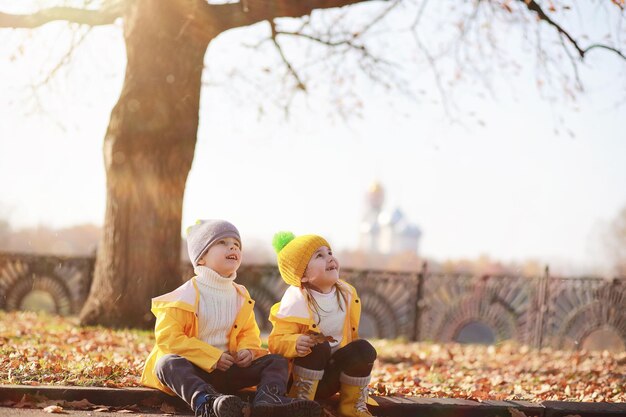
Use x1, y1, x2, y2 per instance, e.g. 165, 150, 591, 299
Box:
293, 378, 314, 399
199, 398, 218, 417
355, 386, 369, 413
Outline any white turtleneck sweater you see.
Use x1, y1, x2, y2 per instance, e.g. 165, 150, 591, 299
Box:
195, 266, 242, 352
310, 286, 346, 353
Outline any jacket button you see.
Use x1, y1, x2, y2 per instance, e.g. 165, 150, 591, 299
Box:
234, 325, 238, 329
352, 327, 356, 331
355, 299, 359, 303
312, 324, 316, 328
248, 300, 252, 304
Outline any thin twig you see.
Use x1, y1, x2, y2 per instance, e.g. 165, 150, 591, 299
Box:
519, 0, 626, 61
34, 27, 92, 88
269, 20, 307, 91
583, 43, 626, 60
410, 0, 454, 118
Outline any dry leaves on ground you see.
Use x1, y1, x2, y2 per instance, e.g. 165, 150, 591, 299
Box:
0, 311, 152, 387
1, 311, 625, 403
370, 339, 626, 402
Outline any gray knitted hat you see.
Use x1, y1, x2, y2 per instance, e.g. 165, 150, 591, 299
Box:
186, 219, 241, 266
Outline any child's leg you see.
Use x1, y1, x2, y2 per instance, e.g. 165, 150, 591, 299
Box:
293, 341, 331, 371
314, 340, 377, 417
155, 354, 216, 406
224, 354, 322, 417
221, 353, 289, 392
154, 354, 244, 417
289, 342, 331, 400
315, 339, 377, 399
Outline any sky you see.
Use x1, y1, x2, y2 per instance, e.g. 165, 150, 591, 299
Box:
1, 1, 625, 275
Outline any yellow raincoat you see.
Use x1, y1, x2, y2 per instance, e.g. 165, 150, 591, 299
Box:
268, 280, 377, 405
141, 277, 267, 395
268, 280, 361, 358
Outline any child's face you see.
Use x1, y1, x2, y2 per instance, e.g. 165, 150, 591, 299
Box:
197, 237, 242, 277
301, 246, 339, 292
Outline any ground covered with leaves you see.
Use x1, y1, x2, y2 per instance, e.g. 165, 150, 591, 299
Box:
1, 312, 625, 403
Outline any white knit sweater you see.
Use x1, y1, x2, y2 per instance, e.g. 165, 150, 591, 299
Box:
195, 266, 242, 352
310, 286, 346, 353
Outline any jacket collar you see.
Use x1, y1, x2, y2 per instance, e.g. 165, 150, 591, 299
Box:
275, 280, 353, 324
151, 277, 251, 314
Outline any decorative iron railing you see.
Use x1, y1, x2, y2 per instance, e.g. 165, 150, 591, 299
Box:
1, 253, 624, 350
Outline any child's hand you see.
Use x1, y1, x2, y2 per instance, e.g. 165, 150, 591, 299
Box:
296, 334, 315, 356
234, 349, 253, 368
216, 352, 235, 371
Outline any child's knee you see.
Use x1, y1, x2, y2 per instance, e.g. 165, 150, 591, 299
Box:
293, 341, 331, 370
263, 353, 289, 368
258, 353, 291, 377
155, 354, 185, 379
310, 341, 332, 362
352, 339, 377, 363
265, 353, 288, 364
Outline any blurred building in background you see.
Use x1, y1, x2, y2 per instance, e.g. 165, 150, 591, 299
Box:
359, 182, 422, 255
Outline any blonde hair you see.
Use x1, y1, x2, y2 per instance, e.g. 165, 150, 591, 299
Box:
302, 282, 350, 326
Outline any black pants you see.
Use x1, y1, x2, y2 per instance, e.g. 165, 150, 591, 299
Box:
292, 339, 377, 399
155, 353, 289, 409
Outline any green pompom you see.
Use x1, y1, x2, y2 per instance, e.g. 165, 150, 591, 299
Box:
272, 231, 295, 253
186, 219, 202, 235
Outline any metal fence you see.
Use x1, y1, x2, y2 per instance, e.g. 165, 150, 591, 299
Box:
1, 252, 625, 350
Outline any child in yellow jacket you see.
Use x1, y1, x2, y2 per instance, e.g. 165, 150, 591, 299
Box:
141, 220, 320, 417
268, 232, 377, 417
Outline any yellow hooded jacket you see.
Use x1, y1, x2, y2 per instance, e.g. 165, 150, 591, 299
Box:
268, 280, 377, 406
141, 277, 267, 395
268, 280, 361, 358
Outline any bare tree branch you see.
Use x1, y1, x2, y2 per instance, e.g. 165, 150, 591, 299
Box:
269, 20, 307, 91
358, 0, 400, 35
410, 0, 454, 118
583, 43, 626, 60
209, 0, 383, 33
274, 30, 379, 60
519, 0, 626, 61
35, 27, 93, 88
558, 34, 583, 93
0, 2, 123, 29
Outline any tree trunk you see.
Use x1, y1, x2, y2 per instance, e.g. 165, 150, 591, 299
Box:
80, 0, 211, 328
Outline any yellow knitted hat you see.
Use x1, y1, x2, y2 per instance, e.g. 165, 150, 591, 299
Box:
272, 232, 331, 287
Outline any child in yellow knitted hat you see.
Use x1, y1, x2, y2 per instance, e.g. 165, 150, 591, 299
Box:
269, 232, 377, 417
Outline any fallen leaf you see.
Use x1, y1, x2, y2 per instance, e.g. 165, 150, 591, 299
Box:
43, 405, 66, 414
115, 404, 141, 413
94, 407, 111, 412
306, 330, 338, 344
160, 402, 176, 413
36, 400, 63, 409
14, 394, 38, 409
508, 408, 527, 417
64, 398, 95, 409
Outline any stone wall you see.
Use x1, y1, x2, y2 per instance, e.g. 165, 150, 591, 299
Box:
1, 253, 624, 350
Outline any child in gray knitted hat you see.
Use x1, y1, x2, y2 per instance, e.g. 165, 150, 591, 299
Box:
141, 219, 321, 417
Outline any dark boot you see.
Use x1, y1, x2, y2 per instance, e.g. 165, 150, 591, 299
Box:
252, 384, 321, 417
194, 391, 248, 417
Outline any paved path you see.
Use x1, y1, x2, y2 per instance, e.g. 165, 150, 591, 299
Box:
1, 385, 625, 417
0, 408, 182, 417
